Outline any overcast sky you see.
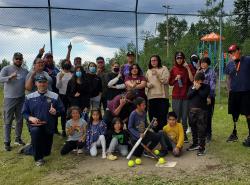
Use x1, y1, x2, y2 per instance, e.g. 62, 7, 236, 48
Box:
0, 0, 234, 69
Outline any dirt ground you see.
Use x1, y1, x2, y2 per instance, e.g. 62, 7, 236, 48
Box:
41, 143, 223, 184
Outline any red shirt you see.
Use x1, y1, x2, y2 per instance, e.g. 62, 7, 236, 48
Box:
169, 64, 195, 99
125, 75, 147, 99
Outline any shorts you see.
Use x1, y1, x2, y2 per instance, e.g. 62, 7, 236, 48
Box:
228, 91, 250, 116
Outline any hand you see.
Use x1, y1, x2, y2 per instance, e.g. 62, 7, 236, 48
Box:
175, 75, 181, 80
119, 97, 126, 106
28, 116, 40, 124
68, 42, 72, 51
207, 97, 211, 105
132, 81, 137, 88
9, 71, 17, 80
151, 69, 157, 76
49, 103, 57, 115
194, 81, 201, 90
74, 92, 80, 97
117, 73, 122, 79
140, 133, 145, 138
59, 71, 64, 79
173, 147, 180, 155
183, 62, 188, 68
147, 83, 153, 88
39, 45, 45, 55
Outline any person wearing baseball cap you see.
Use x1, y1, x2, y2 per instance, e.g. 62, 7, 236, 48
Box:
0, 52, 29, 151
225, 44, 250, 147
120, 51, 136, 79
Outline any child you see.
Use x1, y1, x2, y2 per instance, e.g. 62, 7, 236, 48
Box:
128, 97, 160, 157
86, 109, 107, 158
159, 111, 184, 157
106, 117, 129, 160
187, 72, 210, 156
60, 106, 87, 155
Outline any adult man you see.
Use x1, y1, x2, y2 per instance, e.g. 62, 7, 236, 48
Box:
0, 52, 28, 151
225, 44, 250, 147
121, 51, 135, 79
21, 74, 64, 166
96, 56, 108, 110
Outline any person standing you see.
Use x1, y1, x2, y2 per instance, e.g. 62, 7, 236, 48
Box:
146, 55, 170, 132
197, 57, 216, 142
0, 52, 28, 151
121, 51, 136, 79
225, 44, 250, 147
169, 52, 195, 142
21, 74, 64, 166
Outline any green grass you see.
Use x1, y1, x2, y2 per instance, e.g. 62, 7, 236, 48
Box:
0, 87, 249, 185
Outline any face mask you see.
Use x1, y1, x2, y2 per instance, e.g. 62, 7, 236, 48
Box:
192, 61, 198, 69
113, 67, 120, 73
75, 71, 82, 78
89, 66, 96, 73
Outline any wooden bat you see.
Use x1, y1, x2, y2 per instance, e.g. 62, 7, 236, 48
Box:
141, 143, 159, 160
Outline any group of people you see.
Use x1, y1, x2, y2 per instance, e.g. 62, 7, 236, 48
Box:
1, 43, 249, 167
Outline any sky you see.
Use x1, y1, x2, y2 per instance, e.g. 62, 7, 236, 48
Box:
0, 0, 234, 69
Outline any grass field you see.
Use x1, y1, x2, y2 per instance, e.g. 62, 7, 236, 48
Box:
0, 88, 249, 185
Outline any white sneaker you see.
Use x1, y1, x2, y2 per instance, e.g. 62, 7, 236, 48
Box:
186, 127, 191, 134
102, 153, 107, 159
77, 149, 84, 154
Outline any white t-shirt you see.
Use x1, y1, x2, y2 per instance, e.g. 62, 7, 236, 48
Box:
56, 72, 72, 95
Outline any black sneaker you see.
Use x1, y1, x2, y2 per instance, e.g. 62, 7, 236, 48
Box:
184, 134, 189, 143
197, 147, 206, 156
226, 133, 238, 142
18, 143, 31, 154
242, 136, 250, 147
4, 142, 11, 151
14, 138, 26, 146
159, 150, 168, 157
186, 144, 199, 151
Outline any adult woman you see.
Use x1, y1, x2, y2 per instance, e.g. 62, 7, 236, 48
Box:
146, 55, 170, 132
86, 62, 102, 109
169, 52, 195, 142
125, 64, 146, 100
107, 59, 126, 101
66, 66, 90, 111
56, 60, 73, 137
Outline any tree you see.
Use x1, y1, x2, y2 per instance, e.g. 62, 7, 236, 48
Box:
0, 59, 10, 70
234, 0, 250, 42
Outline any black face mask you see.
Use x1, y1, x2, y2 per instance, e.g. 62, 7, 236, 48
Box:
63, 63, 72, 70
113, 67, 120, 73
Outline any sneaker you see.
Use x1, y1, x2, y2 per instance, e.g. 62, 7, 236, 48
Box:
186, 144, 199, 151
143, 151, 155, 159
4, 142, 11, 151
77, 149, 84, 154
35, 159, 45, 166
197, 147, 206, 156
159, 150, 168, 157
184, 134, 189, 143
14, 138, 26, 146
102, 153, 107, 159
186, 127, 191, 134
107, 154, 117, 160
242, 136, 250, 147
226, 133, 238, 142
18, 143, 30, 154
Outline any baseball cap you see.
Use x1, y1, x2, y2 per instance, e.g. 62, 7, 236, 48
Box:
228, 44, 239, 53
35, 74, 48, 82
127, 51, 135, 56
13, 52, 23, 59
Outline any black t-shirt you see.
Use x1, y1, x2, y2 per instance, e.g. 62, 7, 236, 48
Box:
106, 130, 129, 146
87, 73, 102, 98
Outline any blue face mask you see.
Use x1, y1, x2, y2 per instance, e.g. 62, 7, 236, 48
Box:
89, 66, 96, 73
192, 61, 198, 69
75, 71, 82, 78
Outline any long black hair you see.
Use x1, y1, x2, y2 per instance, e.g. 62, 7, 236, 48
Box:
129, 63, 143, 76
89, 108, 102, 124
148, 55, 162, 69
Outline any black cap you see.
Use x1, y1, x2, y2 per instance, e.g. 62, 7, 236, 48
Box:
13, 52, 23, 59
35, 74, 48, 82
127, 51, 135, 56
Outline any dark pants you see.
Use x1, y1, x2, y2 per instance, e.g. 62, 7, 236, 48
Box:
103, 110, 113, 131
189, 109, 207, 148
60, 140, 85, 155
160, 131, 175, 151
29, 126, 54, 161
100, 96, 107, 111
148, 98, 169, 132
206, 97, 215, 137
59, 94, 69, 132
132, 131, 160, 157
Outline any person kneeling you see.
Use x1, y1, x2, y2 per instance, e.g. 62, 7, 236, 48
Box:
159, 111, 184, 157
61, 106, 87, 155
